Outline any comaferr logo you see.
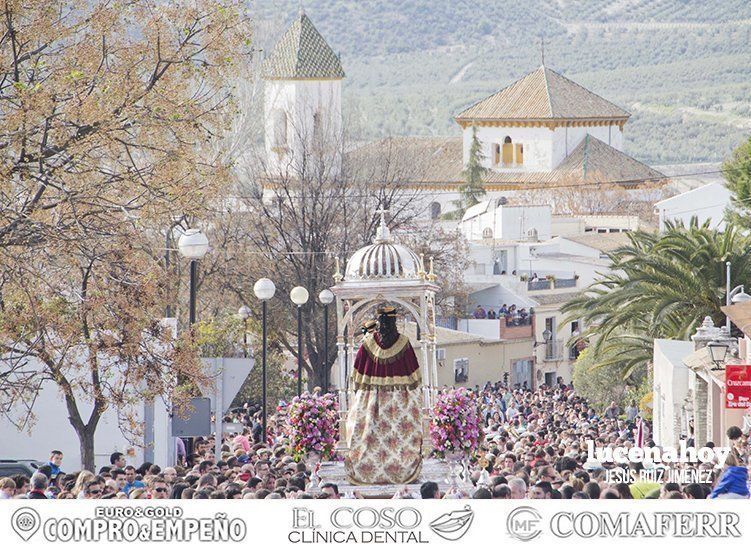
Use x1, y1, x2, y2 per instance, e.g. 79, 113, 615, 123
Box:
551, 512, 741, 538
507, 506, 542, 541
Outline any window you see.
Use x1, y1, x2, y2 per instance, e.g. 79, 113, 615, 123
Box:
492, 143, 501, 165
453, 358, 469, 383
482, 227, 493, 239
515, 143, 524, 165
502, 136, 513, 166
272, 109, 287, 148
430, 201, 442, 220
313, 111, 322, 143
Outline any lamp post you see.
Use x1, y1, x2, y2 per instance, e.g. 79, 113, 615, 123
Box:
319, 289, 334, 391
253, 279, 276, 443
707, 341, 729, 371
238, 305, 251, 357
290, 286, 310, 396
177, 228, 210, 327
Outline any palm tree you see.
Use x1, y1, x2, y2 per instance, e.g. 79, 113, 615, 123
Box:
563, 219, 751, 376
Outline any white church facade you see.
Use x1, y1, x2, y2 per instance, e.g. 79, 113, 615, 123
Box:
260, 12, 666, 221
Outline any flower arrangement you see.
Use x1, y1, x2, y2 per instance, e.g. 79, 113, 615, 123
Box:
430, 388, 483, 457
285, 392, 340, 462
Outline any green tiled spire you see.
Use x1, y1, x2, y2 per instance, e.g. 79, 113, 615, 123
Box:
262, 12, 345, 80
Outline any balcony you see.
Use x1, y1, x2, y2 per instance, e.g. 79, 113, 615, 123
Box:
528, 280, 551, 291
544, 340, 568, 361
499, 315, 533, 340
526, 277, 578, 291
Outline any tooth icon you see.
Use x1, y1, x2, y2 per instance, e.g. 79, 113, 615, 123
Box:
430, 505, 474, 541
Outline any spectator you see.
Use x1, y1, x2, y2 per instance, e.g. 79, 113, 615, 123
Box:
42, 450, 63, 477
123, 466, 145, 496
604, 401, 620, 420
27, 473, 48, 499
0, 478, 16, 499
110, 452, 126, 469
472, 306, 486, 319
420, 481, 440, 499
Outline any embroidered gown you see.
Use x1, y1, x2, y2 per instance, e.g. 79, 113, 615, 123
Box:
344, 332, 423, 485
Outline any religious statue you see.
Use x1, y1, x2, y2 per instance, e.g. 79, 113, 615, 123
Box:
344, 306, 423, 484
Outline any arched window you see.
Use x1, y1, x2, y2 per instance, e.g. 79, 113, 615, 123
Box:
482, 227, 493, 239
502, 136, 513, 166
430, 201, 442, 220
272, 109, 287, 148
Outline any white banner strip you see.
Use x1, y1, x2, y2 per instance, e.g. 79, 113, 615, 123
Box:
0, 499, 746, 544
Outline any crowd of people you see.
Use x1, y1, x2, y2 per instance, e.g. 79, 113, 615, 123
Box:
1, 382, 748, 500
472, 304, 531, 324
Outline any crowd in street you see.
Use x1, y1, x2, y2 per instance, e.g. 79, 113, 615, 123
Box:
2, 382, 749, 500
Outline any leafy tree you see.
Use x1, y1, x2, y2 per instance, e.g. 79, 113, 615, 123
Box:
563, 220, 751, 377
724, 136, 751, 230
572, 348, 628, 412
460, 126, 487, 209
443, 125, 487, 219
0, 0, 250, 470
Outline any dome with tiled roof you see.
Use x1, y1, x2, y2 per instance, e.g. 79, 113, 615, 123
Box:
345, 213, 421, 280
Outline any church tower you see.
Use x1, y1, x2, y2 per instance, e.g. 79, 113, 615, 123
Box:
262, 10, 345, 178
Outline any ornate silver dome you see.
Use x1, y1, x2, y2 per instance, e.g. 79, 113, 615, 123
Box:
345, 214, 421, 280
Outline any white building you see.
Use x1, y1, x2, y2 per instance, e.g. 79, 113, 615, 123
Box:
455, 66, 627, 172
449, 202, 635, 386
654, 182, 731, 232
652, 339, 693, 448
262, 11, 344, 178
347, 66, 666, 220
261, 14, 667, 222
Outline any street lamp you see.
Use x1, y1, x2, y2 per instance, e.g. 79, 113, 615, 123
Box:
319, 289, 335, 391
177, 228, 210, 326
238, 305, 251, 357
707, 341, 729, 371
725, 261, 750, 329
254, 278, 276, 443
731, 288, 751, 304
534, 328, 553, 348
290, 286, 310, 396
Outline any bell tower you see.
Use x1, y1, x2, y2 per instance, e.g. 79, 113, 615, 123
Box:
262, 10, 345, 178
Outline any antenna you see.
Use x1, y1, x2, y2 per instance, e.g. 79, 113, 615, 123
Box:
540, 36, 545, 66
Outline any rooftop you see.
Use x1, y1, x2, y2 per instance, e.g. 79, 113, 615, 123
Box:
722, 300, 751, 338
345, 135, 664, 189
564, 232, 631, 253
455, 66, 630, 122
262, 12, 345, 80
402, 322, 501, 346
529, 292, 581, 306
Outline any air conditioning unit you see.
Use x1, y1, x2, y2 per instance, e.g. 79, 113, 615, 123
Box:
436, 348, 446, 361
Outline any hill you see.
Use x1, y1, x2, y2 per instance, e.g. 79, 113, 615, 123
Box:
254, 0, 751, 165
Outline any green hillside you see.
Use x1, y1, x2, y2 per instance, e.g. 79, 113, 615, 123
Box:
254, 0, 751, 164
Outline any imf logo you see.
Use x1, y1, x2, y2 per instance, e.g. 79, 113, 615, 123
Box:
507, 506, 542, 541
